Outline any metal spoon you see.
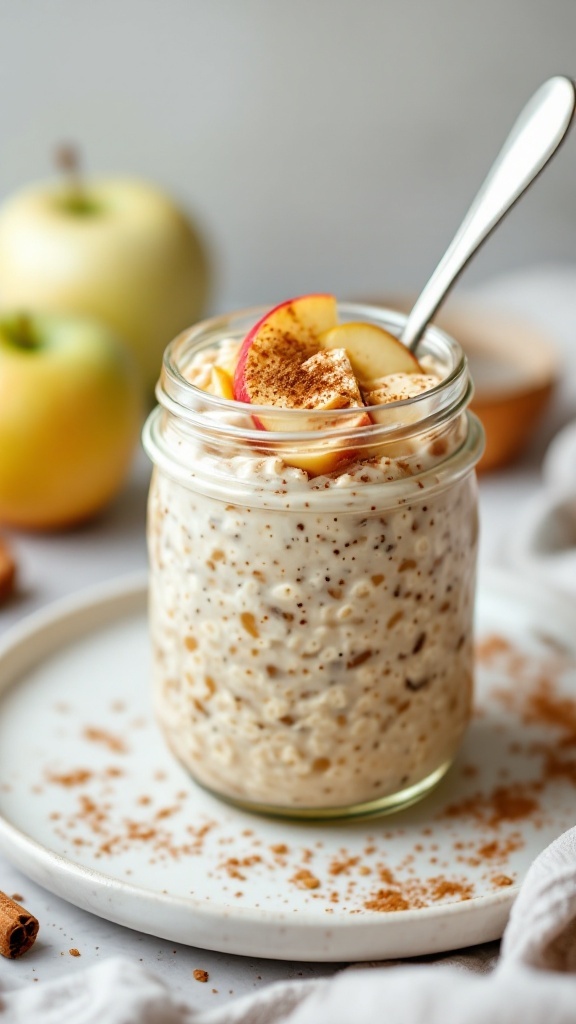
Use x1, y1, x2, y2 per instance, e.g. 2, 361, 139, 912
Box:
401, 76, 576, 353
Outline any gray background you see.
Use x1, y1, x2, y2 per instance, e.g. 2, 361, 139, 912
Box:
0, 0, 574, 312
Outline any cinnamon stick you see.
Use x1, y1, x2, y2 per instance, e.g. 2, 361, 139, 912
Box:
0, 892, 39, 958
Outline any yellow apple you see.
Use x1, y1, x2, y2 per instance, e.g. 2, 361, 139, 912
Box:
0, 312, 143, 529
0, 178, 209, 393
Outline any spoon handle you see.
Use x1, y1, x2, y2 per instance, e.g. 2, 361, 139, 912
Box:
401, 76, 576, 352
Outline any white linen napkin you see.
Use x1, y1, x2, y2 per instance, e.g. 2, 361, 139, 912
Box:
2, 824, 576, 1024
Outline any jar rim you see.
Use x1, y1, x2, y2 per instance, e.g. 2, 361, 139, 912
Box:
143, 406, 484, 510
156, 302, 470, 440
143, 301, 484, 509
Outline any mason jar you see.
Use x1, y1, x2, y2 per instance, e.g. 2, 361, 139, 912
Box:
142, 303, 484, 819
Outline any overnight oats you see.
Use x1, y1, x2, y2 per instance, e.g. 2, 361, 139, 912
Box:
142, 296, 484, 818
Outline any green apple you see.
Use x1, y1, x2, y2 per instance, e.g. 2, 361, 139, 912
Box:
0, 177, 209, 393
0, 311, 143, 529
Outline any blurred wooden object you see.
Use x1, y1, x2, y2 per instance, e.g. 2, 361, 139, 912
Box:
360, 297, 560, 472
0, 537, 16, 603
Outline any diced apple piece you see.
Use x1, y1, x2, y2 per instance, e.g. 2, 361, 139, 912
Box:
256, 348, 365, 428
364, 374, 439, 455
317, 322, 421, 385
208, 365, 235, 399
364, 373, 438, 408
249, 345, 370, 476
362, 373, 439, 459
233, 294, 374, 476
234, 294, 338, 406
296, 348, 365, 411
281, 409, 372, 476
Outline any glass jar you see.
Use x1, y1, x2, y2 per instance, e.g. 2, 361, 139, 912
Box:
142, 303, 484, 819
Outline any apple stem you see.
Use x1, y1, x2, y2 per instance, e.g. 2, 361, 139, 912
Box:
55, 144, 96, 214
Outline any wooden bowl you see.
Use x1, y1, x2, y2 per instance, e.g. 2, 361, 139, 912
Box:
358, 297, 560, 472
433, 304, 560, 472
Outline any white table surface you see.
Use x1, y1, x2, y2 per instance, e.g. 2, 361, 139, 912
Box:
1, 264, 575, 1007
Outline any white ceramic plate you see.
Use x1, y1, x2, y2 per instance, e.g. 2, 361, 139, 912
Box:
0, 570, 575, 962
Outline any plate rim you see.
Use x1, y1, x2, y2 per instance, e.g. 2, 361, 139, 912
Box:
0, 566, 573, 956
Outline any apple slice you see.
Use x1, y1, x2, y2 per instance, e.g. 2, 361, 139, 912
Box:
233, 294, 375, 476
234, 294, 338, 407
296, 348, 365, 411
280, 411, 371, 476
207, 364, 234, 399
363, 373, 438, 407
317, 322, 421, 385
269, 350, 370, 474
255, 347, 366, 427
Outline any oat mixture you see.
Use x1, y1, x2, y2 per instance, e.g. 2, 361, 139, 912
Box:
146, 330, 479, 812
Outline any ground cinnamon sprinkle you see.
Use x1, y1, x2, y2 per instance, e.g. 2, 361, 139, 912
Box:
491, 874, 514, 888
83, 727, 127, 754
48, 778, 217, 862
486, 640, 576, 786
365, 889, 410, 912
77, 794, 108, 833
475, 634, 514, 663
487, 786, 540, 826
443, 784, 540, 828
155, 805, 180, 821
328, 855, 360, 876
453, 835, 524, 868
430, 879, 473, 901
520, 677, 576, 737
33, 628, 576, 920
47, 769, 93, 787
219, 856, 262, 880
363, 863, 476, 912
291, 869, 321, 890
541, 750, 576, 784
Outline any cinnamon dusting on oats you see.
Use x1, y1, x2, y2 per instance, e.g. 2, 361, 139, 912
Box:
245, 326, 363, 411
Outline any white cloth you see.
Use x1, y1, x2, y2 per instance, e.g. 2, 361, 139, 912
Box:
1, 824, 576, 1023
